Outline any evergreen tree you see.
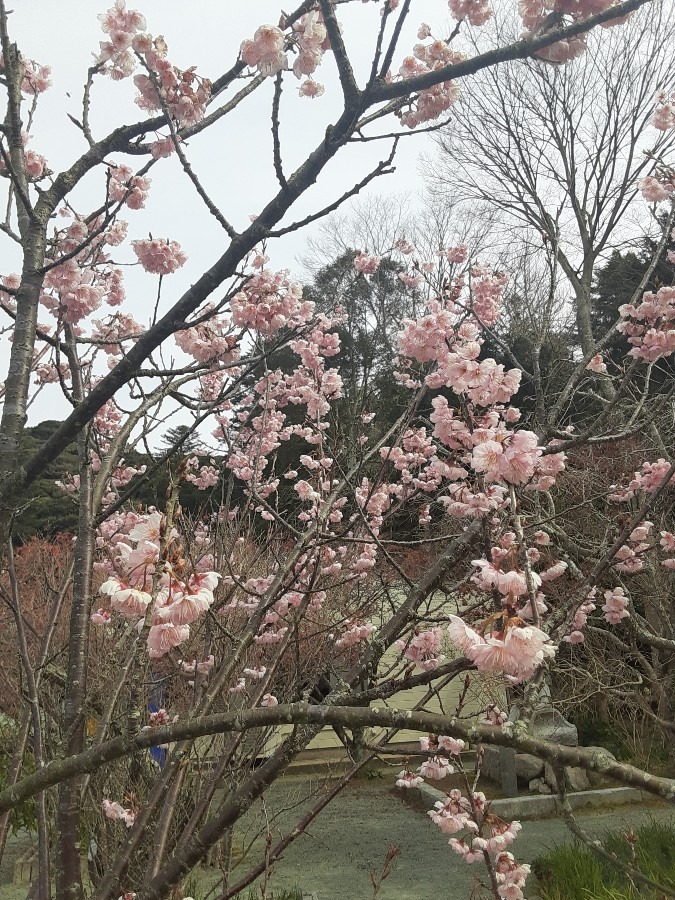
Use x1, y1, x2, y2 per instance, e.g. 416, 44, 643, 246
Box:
159, 424, 202, 455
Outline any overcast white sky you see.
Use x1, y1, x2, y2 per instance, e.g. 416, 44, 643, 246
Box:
5, 1, 455, 269
3, 1, 467, 426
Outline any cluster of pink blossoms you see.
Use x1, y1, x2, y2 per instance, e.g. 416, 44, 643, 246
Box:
98, 0, 210, 126
174, 307, 239, 366
660, 531, 675, 570
291, 10, 329, 96
221, 565, 326, 650
241, 12, 329, 97
222, 313, 344, 531
564, 591, 597, 644
230, 269, 314, 337
109, 162, 151, 210
448, 614, 556, 683
334, 620, 377, 649
586, 352, 607, 373
58, 449, 146, 505
379, 427, 460, 504
92, 509, 219, 658
185, 457, 219, 490
448, 0, 493, 26
617, 285, 675, 362
421, 734, 466, 756
394, 627, 446, 671
93, 398, 124, 445
651, 89, 675, 131
431, 397, 564, 493
0, 132, 49, 181
469, 532, 567, 619
353, 252, 381, 275
20, 58, 52, 94
609, 458, 675, 501
638, 171, 675, 204
0, 52, 51, 95
520, 0, 626, 64
471, 268, 508, 326
91, 314, 144, 356
394, 300, 566, 510
102, 799, 136, 828
397, 737, 459, 788
240, 25, 288, 77
472, 430, 542, 486
34, 362, 69, 386
32, 206, 133, 327
427, 789, 529, 897
133, 46, 210, 128
612, 521, 653, 575
41, 258, 105, 324
602, 587, 630, 625
398, 33, 464, 129
398, 302, 465, 363
399, 307, 521, 406
472, 557, 537, 601
132, 238, 187, 276
97, 0, 147, 77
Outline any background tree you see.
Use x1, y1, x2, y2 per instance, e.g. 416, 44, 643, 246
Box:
159, 424, 203, 456
427, 4, 675, 361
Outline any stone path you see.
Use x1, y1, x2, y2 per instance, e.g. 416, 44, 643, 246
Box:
233, 778, 674, 899
1, 778, 672, 899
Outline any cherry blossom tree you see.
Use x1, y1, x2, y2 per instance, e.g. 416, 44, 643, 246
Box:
424, 5, 675, 764
0, 1, 674, 900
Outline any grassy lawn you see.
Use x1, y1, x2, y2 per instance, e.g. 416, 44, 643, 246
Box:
532, 819, 675, 899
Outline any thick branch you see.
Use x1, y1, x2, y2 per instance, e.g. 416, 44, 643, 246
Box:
1, 703, 673, 815
371, 0, 653, 104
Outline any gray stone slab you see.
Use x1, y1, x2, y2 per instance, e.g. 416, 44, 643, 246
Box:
421, 783, 650, 821
499, 745, 519, 797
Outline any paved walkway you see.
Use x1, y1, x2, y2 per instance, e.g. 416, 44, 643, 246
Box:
234, 778, 674, 899
0, 779, 672, 899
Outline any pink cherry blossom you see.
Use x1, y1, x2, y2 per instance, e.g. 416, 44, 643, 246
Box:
354, 252, 381, 275
650, 89, 675, 131
91, 608, 112, 626
108, 163, 151, 209
132, 238, 187, 276
539, 561, 568, 582
447, 615, 555, 683
147, 623, 190, 657
102, 798, 136, 827
418, 756, 453, 779
638, 175, 674, 204
298, 79, 325, 98
243, 666, 267, 679
438, 735, 465, 755
396, 770, 424, 788
155, 589, 213, 626
586, 353, 607, 373
602, 587, 630, 624
20, 59, 52, 94
335, 621, 376, 648
240, 25, 287, 77
394, 628, 445, 670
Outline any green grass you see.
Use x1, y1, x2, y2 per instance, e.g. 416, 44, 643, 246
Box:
533, 819, 675, 899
